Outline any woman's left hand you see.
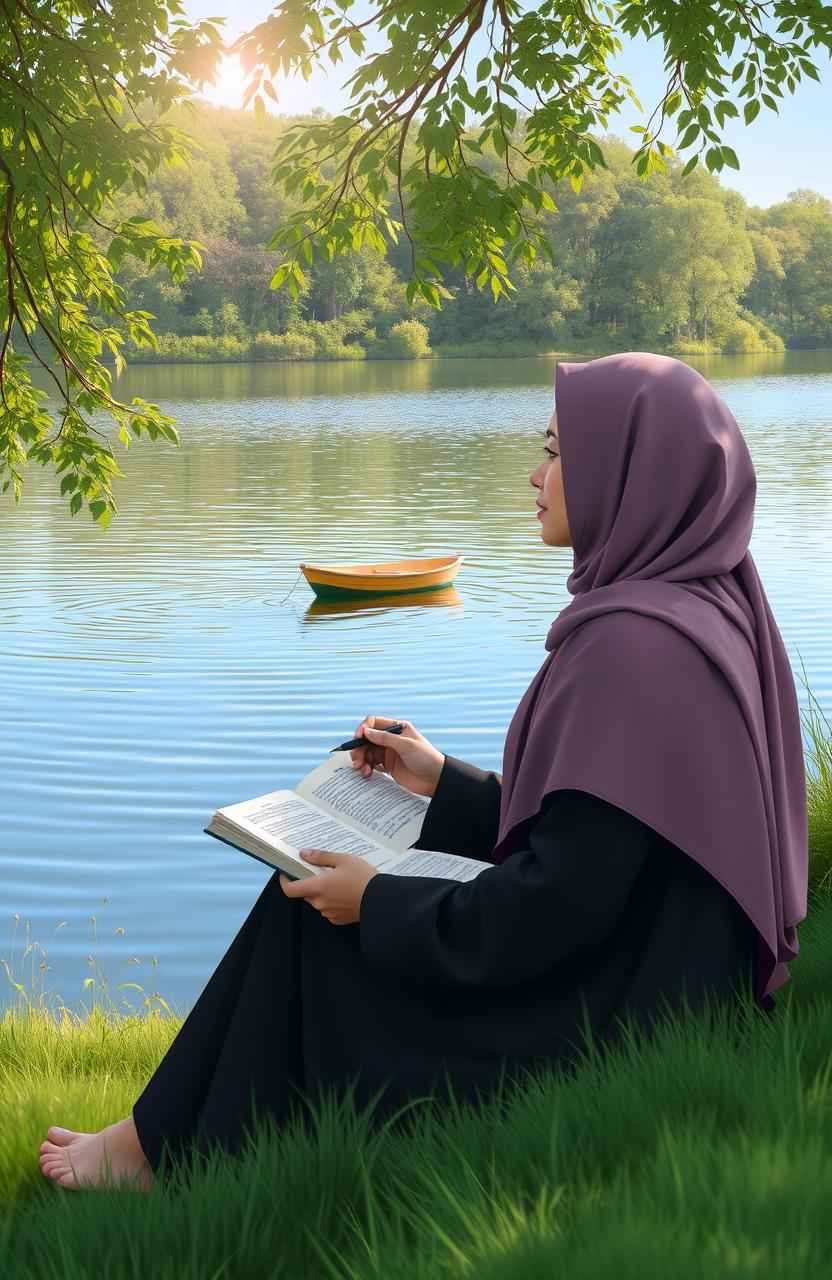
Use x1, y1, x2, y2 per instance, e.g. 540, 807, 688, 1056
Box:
279, 849, 379, 925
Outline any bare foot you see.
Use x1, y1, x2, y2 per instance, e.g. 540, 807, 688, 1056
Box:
39, 1115, 154, 1193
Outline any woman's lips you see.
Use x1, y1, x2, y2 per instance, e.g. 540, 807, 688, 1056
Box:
536, 505, 547, 517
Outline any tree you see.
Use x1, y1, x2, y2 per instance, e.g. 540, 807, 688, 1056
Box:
180, 238, 278, 330
2, 1, 830, 522
425, 252, 581, 350
235, 1, 831, 310
760, 191, 832, 343
303, 243, 405, 321
0, 0, 223, 527
642, 196, 756, 343
742, 230, 787, 319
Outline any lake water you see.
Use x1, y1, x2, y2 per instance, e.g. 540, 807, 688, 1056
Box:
2, 351, 831, 1017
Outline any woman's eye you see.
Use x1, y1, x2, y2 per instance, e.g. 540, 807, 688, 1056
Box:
542, 448, 558, 460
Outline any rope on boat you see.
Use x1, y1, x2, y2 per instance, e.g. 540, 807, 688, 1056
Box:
279, 570, 305, 604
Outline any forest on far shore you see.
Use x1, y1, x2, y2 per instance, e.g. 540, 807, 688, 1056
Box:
114, 101, 831, 364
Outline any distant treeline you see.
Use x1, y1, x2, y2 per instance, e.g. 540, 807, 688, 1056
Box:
113, 102, 831, 363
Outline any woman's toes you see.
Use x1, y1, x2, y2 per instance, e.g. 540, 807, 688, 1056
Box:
36, 1126, 152, 1192
55, 1168, 83, 1191
46, 1126, 85, 1145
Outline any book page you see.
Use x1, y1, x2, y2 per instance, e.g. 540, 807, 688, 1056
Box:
380, 848, 492, 882
293, 755, 430, 855
208, 790, 401, 870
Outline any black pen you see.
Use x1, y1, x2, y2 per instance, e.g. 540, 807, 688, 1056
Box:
329, 723, 405, 753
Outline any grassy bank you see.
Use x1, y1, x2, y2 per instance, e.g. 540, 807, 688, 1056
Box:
118, 310, 791, 366
121, 333, 788, 365
1, 668, 830, 1277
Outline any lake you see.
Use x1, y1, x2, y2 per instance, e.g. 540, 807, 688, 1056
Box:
2, 351, 831, 1017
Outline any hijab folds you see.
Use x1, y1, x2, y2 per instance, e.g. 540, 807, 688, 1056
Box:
492, 352, 809, 1011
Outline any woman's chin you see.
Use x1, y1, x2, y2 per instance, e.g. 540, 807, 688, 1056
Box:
538, 526, 570, 548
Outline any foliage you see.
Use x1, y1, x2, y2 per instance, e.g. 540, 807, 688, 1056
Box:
103, 103, 829, 366
144, 332, 252, 362
250, 331, 318, 360
0, 0, 223, 527
233, 0, 832, 308
385, 318, 431, 358
114, 105, 828, 364
746, 189, 832, 346
712, 307, 786, 354
2, 3, 830, 523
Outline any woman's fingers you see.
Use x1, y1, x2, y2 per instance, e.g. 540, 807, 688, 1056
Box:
353, 719, 381, 775
352, 720, 374, 760
352, 717, 400, 776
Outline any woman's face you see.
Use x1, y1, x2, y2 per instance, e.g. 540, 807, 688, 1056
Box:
528, 409, 571, 547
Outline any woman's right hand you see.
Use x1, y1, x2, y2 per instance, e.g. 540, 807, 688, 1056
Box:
350, 716, 445, 798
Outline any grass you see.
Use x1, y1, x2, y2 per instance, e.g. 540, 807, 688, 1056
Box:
1, 655, 831, 1279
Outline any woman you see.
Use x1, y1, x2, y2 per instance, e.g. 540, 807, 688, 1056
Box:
39, 351, 809, 1194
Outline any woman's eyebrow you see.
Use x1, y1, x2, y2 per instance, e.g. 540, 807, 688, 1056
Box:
545, 428, 558, 442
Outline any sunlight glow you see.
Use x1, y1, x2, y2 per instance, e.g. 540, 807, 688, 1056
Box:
198, 54, 253, 111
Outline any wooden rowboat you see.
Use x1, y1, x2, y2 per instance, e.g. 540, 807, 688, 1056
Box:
300, 554, 464, 600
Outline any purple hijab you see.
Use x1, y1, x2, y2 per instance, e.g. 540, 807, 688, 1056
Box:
492, 352, 808, 1010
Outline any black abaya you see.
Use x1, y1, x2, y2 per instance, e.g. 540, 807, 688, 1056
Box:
131, 753, 760, 1175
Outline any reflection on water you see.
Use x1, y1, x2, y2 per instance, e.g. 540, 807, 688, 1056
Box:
303, 586, 465, 621
2, 351, 831, 1015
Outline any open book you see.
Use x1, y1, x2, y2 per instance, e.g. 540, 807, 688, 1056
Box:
204, 753, 491, 882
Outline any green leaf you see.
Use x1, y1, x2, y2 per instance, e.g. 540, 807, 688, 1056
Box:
678, 123, 699, 149
356, 148, 379, 176
476, 58, 491, 82
270, 263, 292, 289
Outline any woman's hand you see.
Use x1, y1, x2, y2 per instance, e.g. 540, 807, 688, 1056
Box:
279, 849, 378, 925
350, 716, 445, 797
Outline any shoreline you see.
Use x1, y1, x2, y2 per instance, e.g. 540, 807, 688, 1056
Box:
115, 343, 817, 368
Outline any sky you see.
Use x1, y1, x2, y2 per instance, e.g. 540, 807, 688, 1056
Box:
181, 0, 832, 209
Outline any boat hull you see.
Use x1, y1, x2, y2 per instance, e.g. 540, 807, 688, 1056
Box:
300, 555, 463, 600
